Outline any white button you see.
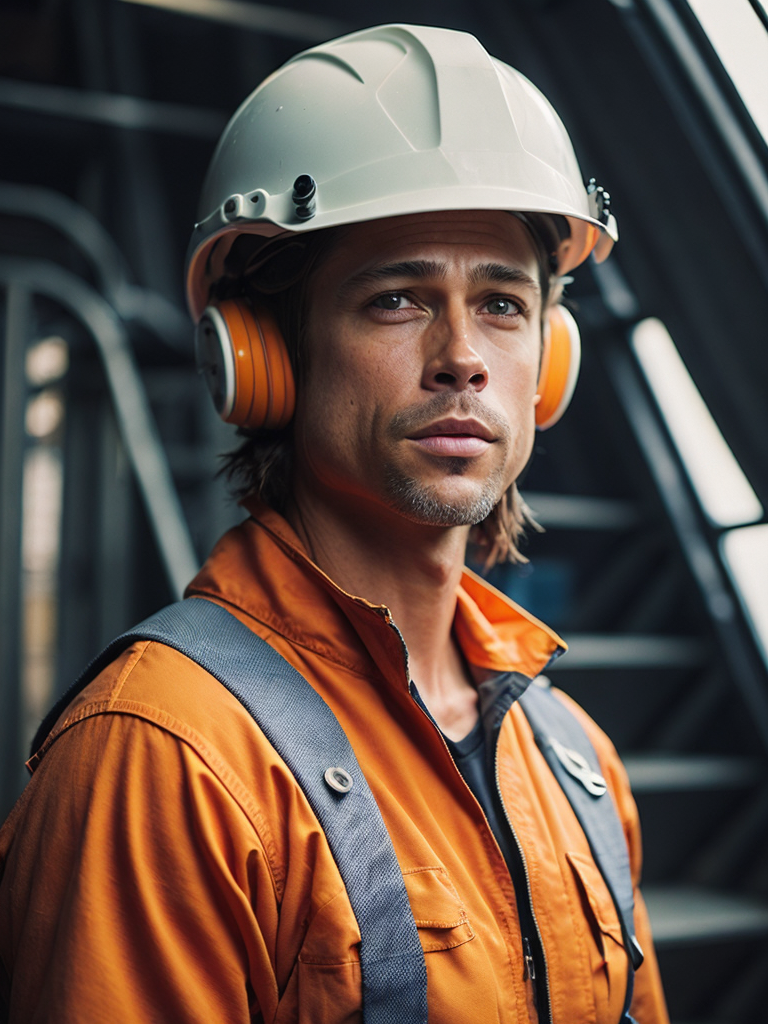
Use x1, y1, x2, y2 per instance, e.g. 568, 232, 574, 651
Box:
324, 766, 353, 793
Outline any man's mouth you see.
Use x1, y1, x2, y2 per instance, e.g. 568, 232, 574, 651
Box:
407, 418, 496, 457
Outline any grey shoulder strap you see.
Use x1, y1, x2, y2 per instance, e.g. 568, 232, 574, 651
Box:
518, 681, 643, 1023
33, 597, 427, 1024
35, 598, 642, 1024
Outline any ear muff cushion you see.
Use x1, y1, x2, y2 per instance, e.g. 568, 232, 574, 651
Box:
198, 300, 296, 430
536, 304, 581, 430
196, 305, 237, 418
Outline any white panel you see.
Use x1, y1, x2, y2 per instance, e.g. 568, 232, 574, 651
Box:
631, 318, 763, 527
688, 0, 768, 143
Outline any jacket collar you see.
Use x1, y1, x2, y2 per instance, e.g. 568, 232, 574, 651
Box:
186, 499, 565, 691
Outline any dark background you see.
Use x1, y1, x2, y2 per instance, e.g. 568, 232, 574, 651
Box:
2, 1, 768, 1019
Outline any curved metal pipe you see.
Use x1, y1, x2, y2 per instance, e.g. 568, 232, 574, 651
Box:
0, 183, 192, 353
0, 257, 199, 599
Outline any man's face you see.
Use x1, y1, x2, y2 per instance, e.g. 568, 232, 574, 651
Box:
292, 210, 544, 532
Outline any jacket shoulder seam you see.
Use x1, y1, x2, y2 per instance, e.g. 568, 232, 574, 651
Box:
42, 692, 287, 899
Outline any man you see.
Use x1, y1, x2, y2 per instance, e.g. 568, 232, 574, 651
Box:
0, 23, 669, 1024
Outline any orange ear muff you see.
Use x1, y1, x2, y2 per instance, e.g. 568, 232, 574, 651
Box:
535, 304, 581, 430
195, 299, 296, 430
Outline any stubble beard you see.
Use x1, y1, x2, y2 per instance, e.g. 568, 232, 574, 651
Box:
382, 394, 511, 527
383, 461, 507, 526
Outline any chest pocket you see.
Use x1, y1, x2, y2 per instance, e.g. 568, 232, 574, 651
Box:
567, 849, 628, 1008
402, 866, 475, 952
296, 865, 475, 967
286, 866, 474, 1024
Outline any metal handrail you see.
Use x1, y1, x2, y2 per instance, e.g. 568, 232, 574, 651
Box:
0, 257, 199, 599
606, 341, 768, 752
0, 182, 192, 354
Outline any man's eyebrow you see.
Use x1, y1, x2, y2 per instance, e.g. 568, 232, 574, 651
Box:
338, 260, 447, 299
468, 263, 540, 291
338, 259, 540, 299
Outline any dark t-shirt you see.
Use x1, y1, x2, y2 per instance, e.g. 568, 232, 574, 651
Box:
445, 719, 546, 1012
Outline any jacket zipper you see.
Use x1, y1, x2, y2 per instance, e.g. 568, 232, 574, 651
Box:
386, 615, 552, 1023
383, 612, 411, 681
523, 937, 536, 982
494, 740, 553, 1024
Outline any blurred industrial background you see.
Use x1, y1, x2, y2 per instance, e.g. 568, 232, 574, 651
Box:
2, 0, 768, 1020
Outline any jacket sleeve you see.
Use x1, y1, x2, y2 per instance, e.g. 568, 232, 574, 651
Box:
0, 711, 281, 1024
553, 689, 671, 1024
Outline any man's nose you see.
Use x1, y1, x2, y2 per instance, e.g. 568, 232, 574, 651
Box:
421, 309, 489, 392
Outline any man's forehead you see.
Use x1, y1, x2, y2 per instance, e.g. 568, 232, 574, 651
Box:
323, 210, 542, 287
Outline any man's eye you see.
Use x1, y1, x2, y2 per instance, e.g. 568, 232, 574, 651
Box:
484, 298, 520, 316
371, 293, 413, 310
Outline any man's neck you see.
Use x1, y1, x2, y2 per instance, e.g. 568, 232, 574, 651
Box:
286, 490, 480, 741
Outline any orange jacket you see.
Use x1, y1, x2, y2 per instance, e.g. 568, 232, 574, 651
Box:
0, 502, 669, 1024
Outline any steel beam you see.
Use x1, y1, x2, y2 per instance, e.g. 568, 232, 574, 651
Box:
0, 283, 30, 815
0, 77, 227, 139
118, 0, 349, 42
608, 344, 768, 750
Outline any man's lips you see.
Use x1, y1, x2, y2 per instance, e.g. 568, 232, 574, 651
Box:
406, 417, 496, 456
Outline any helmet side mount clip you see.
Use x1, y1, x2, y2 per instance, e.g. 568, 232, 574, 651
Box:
586, 179, 611, 226
292, 174, 317, 220
586, 178, 618, 261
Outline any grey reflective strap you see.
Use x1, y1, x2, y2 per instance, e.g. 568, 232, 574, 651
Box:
43, 598, 428, 1024
518, 683, 642, 1024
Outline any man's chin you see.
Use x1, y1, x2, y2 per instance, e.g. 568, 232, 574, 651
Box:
383, 469, 502, 528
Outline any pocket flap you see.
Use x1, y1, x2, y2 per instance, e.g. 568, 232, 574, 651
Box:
402, 866, 475, 952
566, 851, 625, 945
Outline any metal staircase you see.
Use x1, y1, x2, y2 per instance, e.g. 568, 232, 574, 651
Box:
508, 311, 768, 1023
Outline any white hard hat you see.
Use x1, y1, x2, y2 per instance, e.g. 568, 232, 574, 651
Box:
186, 23, 617, 321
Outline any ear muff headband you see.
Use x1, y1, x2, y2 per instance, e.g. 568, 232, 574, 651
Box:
536, 304, 581, 430
196, 299, 295, 430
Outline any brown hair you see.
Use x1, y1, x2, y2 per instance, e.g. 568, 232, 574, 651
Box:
220, 221, 557, 568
